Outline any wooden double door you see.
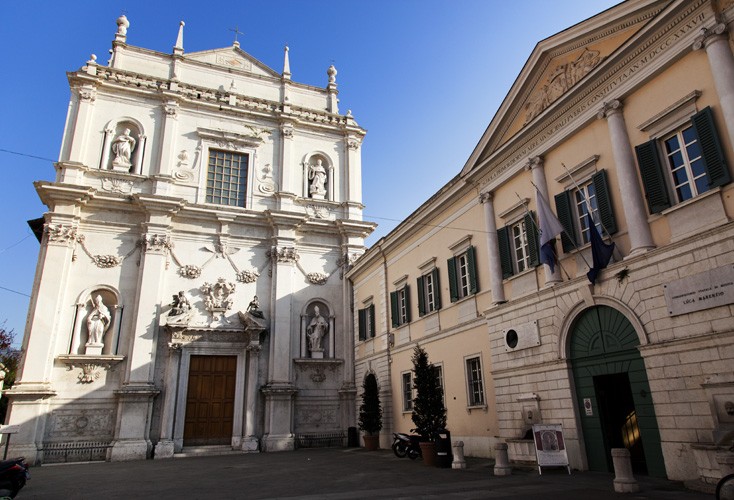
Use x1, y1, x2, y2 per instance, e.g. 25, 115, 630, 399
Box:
183, 355, 237, 446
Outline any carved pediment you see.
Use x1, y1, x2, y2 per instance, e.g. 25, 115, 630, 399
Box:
185, 46, 279, 78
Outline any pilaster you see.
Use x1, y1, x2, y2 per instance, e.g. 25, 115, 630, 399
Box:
68, 85, 97, 163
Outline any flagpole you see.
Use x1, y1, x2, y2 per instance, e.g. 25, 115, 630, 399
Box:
560, 163, 623, 261
526, 182, 593, 270
515, 192, 573, 280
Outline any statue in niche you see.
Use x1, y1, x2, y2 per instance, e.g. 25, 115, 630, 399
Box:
308, 159, 327, 199
307, 306, 329, 353
246, 296, 264, 319
111, 128, 136, 169
169, 291, 191, 316
86, 295, 111, 346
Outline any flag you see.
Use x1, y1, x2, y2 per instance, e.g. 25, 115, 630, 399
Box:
586, 213, 615, 285
536, 188, 565, 273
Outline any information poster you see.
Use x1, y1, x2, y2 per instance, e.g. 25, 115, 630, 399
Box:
532, 423, 570, 474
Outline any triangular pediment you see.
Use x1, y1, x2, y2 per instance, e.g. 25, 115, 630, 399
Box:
186, 46, 279, 78
462, 0, 668, 175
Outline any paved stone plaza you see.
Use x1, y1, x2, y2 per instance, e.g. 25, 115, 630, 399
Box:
22, 448, 710, 499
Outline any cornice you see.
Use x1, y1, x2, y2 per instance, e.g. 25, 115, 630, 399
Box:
67, 65, 364, 134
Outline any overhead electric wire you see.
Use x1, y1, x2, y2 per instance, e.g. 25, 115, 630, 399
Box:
0, 148, 55, 163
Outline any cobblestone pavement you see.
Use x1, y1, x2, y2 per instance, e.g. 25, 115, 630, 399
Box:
21, 448, 712, 499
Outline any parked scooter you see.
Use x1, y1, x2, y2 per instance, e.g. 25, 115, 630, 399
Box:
392, 432, 421, 460
0, 457, 29, 498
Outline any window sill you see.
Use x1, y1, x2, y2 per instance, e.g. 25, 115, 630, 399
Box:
660, 186, 721, 216
418, 309, 440, 319
466, 404, 488, 414
451, 293, 476, 305
502, 266, 536, 283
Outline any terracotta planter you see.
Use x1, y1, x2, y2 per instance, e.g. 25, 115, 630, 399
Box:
419, 441, 437, 466
363, 434, 380, 451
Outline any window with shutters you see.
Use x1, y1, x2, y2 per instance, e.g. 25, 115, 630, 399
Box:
433, 364, 445, 407
390, 286, 411, 327
357, 303, 376, 341
497, 212, 540, 278
634, 106, 731, 214
417, 268, 441, 316
401, 371, 413, 411
447, 245, 478, 302
554, 169, 617, 253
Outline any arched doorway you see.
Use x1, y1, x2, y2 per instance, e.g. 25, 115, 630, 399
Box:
570, 305, 666, 477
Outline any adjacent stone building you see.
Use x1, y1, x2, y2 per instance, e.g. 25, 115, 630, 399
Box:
6, 17, 373, 463
349, 0, 734, 484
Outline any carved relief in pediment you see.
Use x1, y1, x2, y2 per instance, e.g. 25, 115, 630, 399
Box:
525, 48, 603, 124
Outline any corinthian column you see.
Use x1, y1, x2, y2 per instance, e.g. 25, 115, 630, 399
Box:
597, 100, 655, 256
693, 23, 734, 151
480, 192, 506, 304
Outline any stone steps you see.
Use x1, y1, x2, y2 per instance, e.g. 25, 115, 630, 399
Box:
175, 445, 244, 458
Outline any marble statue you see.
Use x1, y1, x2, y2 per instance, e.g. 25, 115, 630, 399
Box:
308, 159, 327, 199
307, 306, 328, 352
169, 291, 191, 316
112, 128, 136, 168
246, 295, 264, 319
86, 295, 111, 345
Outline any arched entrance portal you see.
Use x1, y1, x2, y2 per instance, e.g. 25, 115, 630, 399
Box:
570, 305, 666, 477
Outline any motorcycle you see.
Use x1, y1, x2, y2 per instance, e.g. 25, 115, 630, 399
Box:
392, 432, 421, 460
0, 457, 29, 498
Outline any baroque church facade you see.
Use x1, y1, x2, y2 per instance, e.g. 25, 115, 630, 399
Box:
349, 0, 734, 485
7, 16, 373, 462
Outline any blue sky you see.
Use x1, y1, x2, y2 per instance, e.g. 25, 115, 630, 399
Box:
0, 0, 618, 341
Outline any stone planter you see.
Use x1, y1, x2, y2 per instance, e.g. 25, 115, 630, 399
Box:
507, 439, 537, 464
362, 434, 379, 451
420, 441, 437, 466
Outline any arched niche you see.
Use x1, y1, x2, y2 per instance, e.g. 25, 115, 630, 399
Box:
70, 286, 123, 356
302, 152, 334, 201
300, 299, 334, 359
100, 117, 147, 174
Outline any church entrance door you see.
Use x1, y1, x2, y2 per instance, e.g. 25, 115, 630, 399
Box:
183, 355, 237, 446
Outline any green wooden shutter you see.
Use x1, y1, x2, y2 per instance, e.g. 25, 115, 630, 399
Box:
358, 308, 366, 341
497, 226, 514, 278
691, 106, 731, 188
634, 140, 671, 214
447, 257, 459, 303
525, 211, 540, 267
432, 268, 442, 310
404, 285, 411, 323
390, 291, 399, 328
417, 276, 426, 317
592, 169, 618, 235
369, 304, 375, 337
554, 190, 577, 252
467, 246, 479, 294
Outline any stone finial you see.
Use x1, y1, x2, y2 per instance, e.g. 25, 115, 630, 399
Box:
174, 21, 185, 55
283, 45, 291, 80
327, 64, 337, 86
116, 15, 130, 41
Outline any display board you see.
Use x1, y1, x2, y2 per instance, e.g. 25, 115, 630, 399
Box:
532, 423, 571, 474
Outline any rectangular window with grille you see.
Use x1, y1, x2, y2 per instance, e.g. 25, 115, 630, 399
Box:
465, 356, 485, 407
402, 372, 413, 411
206, 149, 249, 207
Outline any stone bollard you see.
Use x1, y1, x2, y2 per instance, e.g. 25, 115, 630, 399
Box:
452, 440, 466, 469
612, 448, 639, 493
494, 442, 512, 476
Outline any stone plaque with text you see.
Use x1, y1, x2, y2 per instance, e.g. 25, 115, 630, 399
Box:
663, 264, 734, 316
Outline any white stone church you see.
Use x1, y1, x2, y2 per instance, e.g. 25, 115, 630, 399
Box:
6, 16, 374, 463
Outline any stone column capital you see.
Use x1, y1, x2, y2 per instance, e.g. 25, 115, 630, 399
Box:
479, 191, 493, 204
525, 156, 544, 171
692, 23, 728, 51
597, 99, 623, 119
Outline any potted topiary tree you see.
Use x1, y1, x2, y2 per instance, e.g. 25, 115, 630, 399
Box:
411, 345, 446, 466
358, 373, 382, 450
